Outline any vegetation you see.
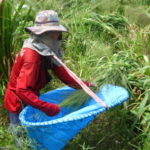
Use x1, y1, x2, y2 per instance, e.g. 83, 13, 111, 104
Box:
0, 0, 150, 149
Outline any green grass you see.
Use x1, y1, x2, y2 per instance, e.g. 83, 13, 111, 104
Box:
63, 106, 137, 150
0, 112, 16, 150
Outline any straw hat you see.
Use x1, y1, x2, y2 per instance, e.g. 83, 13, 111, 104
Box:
25, 10, 67, 35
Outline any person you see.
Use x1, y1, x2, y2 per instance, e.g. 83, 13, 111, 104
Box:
4, 10, 96, 145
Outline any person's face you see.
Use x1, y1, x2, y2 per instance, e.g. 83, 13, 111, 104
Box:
45, 31, 61, 40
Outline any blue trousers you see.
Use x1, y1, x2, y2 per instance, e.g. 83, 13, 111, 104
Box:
7, 110, 29, 148
7, 110, 20, 124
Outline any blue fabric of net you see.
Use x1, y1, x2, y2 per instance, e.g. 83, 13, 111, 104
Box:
19, 84, 129, 150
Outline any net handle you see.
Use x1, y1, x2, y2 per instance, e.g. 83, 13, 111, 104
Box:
53, 55, 109, 109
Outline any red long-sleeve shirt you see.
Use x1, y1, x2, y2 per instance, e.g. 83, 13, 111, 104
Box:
4, 48, 89, 116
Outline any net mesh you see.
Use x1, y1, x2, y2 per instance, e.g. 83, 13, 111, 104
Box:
19, 84, 129, 150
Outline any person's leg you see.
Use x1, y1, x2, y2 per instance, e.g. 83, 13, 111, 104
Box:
7, 110, 20, 128
7, 110, 29, 149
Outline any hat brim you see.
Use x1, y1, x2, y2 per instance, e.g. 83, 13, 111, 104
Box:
25, 25, 68, 35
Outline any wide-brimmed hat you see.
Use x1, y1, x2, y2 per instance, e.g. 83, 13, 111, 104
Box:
25, 10, 67, 35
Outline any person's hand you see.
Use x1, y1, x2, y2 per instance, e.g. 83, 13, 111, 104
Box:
44, 103, 60, 116
88, 83, 97, 87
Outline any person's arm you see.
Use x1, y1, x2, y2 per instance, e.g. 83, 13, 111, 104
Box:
53, 64, 96, 89
16, 51, 60, 116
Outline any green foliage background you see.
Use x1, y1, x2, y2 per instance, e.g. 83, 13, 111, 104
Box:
0, 0, 150, 149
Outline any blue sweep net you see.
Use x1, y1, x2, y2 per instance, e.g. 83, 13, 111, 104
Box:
19, 84, 129, 150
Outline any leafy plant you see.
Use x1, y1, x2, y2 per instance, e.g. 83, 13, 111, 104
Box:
0, 0, 33, 91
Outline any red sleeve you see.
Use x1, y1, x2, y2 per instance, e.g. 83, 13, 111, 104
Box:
53, 64, 90, 89
16, 50, 60, 116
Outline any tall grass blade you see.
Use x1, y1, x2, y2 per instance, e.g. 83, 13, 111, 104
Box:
129, 91, 149, 137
